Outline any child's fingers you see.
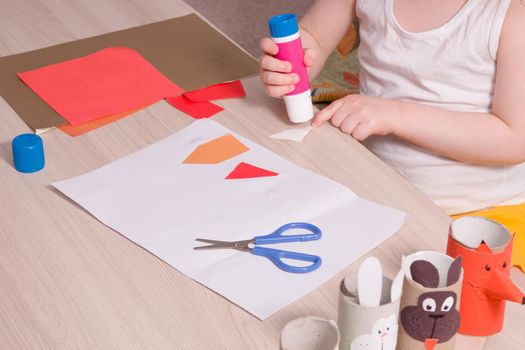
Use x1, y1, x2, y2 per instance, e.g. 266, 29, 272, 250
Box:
304, 48, 317, 67
259, 37, 279, 55
351, 122, 372, 141
311, 99, 345, 127
259, 55, 292, 73
264, 84, 295, 98
340, 115, 361, 136
331, 104, 352, 127
260, 71, 299, 86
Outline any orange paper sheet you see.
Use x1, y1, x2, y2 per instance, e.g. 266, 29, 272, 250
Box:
183, 134, 248, 164
58, 106, 145, 136
18, 47, 183, 126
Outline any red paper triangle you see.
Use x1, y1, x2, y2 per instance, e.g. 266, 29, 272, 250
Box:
225, 162, 278, 179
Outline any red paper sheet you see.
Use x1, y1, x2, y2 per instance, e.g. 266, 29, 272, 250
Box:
182, 80, 245, 102
166, 95, 224, 119
18, 47, 183, 126
225, 162, 278, 179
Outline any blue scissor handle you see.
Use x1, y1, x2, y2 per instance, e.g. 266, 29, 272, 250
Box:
252, 246, 322, 273
254, 222, 322, 244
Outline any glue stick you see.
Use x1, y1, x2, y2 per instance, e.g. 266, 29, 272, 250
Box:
268, 14, 313, 123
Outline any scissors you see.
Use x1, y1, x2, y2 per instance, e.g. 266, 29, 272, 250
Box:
194, 222, 322, 273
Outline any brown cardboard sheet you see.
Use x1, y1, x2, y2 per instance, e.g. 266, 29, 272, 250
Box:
0, 14, 258, 132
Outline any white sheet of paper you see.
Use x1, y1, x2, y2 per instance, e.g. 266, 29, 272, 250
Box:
53, 119, 406, 319
270, 126, 313, 142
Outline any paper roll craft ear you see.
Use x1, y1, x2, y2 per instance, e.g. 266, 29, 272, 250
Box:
446, 216, 525, 336
337, 273, 401, 350
280, 316, 339, 350
398, 252, 463, 350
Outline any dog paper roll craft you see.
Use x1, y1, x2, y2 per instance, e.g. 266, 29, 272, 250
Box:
338, 257, 401, 350
398, 252, 462, 350
446, 216, 525, 336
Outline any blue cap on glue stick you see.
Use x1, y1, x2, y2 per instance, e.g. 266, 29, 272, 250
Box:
268, 14, 299, 38
12, 133, 45, 173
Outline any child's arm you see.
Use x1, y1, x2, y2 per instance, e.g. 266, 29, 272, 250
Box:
313, 0, 525, 166
259, 0, 356, 98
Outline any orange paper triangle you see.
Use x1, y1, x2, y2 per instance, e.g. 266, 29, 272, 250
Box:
425, 338, 439, 350
183, 134, 248, 164
225, 162, 278, 179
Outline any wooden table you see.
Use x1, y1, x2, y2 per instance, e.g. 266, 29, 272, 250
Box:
0, 1, 523, 349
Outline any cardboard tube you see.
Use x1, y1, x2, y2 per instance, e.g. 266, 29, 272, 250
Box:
280, 316, 339, 350
338, 274, 401, 350
397, 252, 463, 350
446, 216, 525, 336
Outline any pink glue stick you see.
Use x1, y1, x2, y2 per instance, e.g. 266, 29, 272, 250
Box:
268, 14, 313, 123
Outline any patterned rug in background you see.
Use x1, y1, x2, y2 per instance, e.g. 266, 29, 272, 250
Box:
312, 21, 360, 109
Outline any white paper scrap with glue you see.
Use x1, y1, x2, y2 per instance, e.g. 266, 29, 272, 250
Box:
270, 125, 313, 142
53, 119, 406, 320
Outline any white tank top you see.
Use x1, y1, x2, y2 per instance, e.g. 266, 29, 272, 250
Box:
357, 0, 525, 214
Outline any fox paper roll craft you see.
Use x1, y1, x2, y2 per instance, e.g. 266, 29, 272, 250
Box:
337, 257, 401, 350
446, 216, 525, 336
398, 252, 463, 350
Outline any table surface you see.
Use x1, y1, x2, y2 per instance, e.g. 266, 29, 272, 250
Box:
0, 0, 523, 349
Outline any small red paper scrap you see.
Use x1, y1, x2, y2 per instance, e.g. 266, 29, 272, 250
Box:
166, 95, 224, 119
225, 162, 278, 180
183, 80, 245, 102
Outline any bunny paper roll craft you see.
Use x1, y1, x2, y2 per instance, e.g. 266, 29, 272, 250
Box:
338, 257, 401, 350
446, 216, 525, 336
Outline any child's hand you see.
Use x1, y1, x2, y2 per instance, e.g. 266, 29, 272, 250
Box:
259, 37, 316, 98
312, 95, 403, 141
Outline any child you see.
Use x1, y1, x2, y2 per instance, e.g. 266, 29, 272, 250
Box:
259, 0, 525, 270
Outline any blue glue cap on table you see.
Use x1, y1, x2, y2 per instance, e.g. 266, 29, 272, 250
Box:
268, 14, 298, 38
12, 133, 45, 173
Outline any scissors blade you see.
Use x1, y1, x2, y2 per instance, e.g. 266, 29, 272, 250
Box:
195, 238, 232, 245
194, 245, 230, 250
194, 238, 233, 250
193, 238, 254, 250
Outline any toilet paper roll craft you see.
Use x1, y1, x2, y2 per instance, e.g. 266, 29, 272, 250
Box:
398, 251, 463, 350
280, 316, 339, 350
338, 257, 401, 350
446, 216, 525, 336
